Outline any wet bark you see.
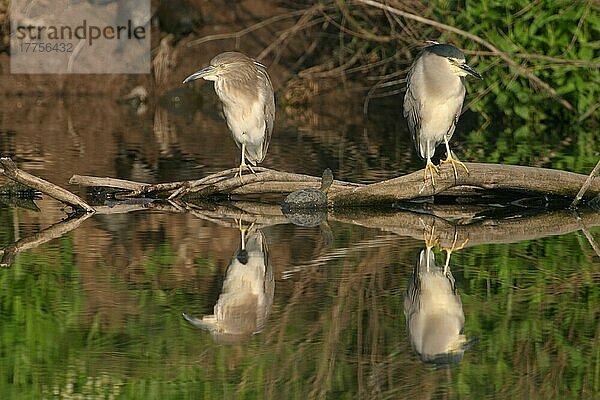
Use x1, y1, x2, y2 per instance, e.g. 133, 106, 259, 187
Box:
329, 162, 600, 206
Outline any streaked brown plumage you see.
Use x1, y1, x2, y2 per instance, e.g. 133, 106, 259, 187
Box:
183, 52, 275, 176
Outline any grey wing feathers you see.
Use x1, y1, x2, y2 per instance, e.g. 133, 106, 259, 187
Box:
445, 93, 463, 141
403, 63, 422, 155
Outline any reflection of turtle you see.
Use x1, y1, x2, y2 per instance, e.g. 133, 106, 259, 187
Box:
281, 169, 333, 228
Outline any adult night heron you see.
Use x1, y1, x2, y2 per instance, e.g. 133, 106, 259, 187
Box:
183, 52, 275, 177
403, 42, 482, 185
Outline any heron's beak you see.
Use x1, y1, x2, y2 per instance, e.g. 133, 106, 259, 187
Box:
459, 63, 482, 79
182, 66, 215, 84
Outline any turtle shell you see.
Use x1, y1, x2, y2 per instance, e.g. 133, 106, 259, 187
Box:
282, 188, 328, 210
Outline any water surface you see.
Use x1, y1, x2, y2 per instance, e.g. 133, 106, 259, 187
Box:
0, 65, 598, 400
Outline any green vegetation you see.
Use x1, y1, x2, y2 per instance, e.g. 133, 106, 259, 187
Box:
435, 0, 599, 171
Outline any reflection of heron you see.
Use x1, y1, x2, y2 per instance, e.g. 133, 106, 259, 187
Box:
183, 227, 274, 343
404, 246, 468, 365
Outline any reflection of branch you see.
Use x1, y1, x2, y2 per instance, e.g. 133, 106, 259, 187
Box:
581, 227, 600, 259
1, 213, 93, 267
281, 234, 400, 278
85, 195, 600, 250
1, 158, 94, 212
186, 201, 288, 228
331, 208, 600, 249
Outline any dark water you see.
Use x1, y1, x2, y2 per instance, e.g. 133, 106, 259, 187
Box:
0, 83, 599, 399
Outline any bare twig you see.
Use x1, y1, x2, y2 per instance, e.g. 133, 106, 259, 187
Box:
299, 42, 369, 78
571, 159, 600, 209
186, 169, 358, 198
463, 50, 600, 68
1, 212, 93, 267
187, 6, 326, 47
1, 158, 94, 212
324, 2, 395, 43
257, 5, 325, 62
69, 175, 148, 191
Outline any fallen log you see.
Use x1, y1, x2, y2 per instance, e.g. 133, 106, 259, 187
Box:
329, 162, 600, 206
69, 162, 600, 207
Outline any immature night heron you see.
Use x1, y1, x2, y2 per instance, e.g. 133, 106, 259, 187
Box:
404, 246, 468, 365
183, 227, 274, 344
183, 52, 275, 177
403, 43, 482, 185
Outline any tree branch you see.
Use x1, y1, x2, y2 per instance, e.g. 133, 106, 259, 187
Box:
1, 158, 94, 213
68, 163, 600, 206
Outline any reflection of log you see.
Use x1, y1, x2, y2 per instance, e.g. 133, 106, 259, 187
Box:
1, 158, 94, 212
331, 208, 600, 249
1, 213, 94, 267
69, 163, 600, 206
93, 197, 599, 249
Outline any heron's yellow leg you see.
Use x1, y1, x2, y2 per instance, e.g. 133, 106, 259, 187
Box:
424, 157, 440, 186
441, 138, 469, 180
237, 218, 255, 250
237, 143, 256, 178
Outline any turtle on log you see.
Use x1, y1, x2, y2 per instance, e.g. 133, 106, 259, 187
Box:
281, 169, 333, 228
